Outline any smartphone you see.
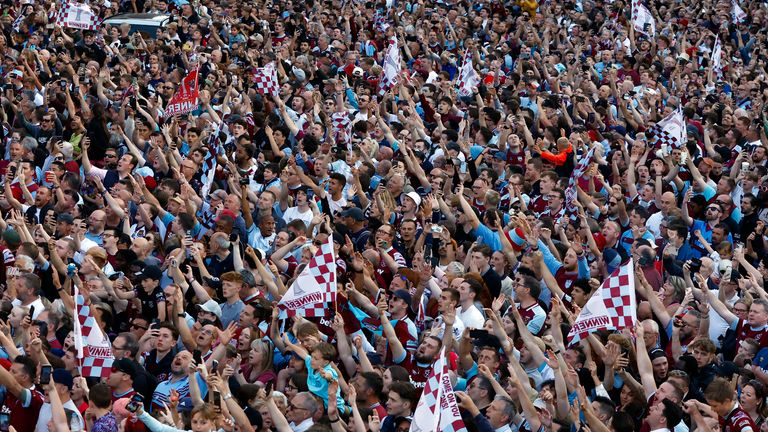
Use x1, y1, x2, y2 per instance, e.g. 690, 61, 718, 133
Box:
28, 305, 35, 319
40, 365, 52, 385
193, 349, 203, 364
67, 263, 76, 277
149, 320, 160, 330
126, 393, 143, 413
212, 390, 221, 406
469, 329, 490, 339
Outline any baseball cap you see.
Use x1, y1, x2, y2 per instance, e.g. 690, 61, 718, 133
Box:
341, 207, 365, 221
392, 289, 413, 310
204, 276, 223, 290
111, 358, 137, 380
137, 265, 163, 281
52, 368, 74, 389
196, 299, 222, 320
58, 213, 75, 224
493, 151, 507, 161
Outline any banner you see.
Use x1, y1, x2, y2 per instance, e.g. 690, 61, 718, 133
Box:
411, 347, 467, 432
378, 39, 401, 98
457, 52, 480, 97
712, 36, 723, 79
278, 237, 337, 318
55, 1, 101, 31
732, 0, 747, 23
632, 4, 656, 36
164, 69, 200, 117
567, 259, 637, 345
74, 287, 114, 377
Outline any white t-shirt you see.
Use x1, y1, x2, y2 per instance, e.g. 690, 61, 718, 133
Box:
36, 399, 84, 432
457, 304, 485, 329
282, 206, 314, 227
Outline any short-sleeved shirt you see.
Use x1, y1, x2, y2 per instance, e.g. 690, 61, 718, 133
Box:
304, 357, 345, 410
720, 404, 756, 432
136, 287, 165, 322
4, 387, 44, 432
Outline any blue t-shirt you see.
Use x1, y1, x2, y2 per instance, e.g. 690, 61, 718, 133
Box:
304, 357, 346, 412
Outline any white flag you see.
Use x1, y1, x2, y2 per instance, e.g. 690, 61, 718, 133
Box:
378, 40, 401, 98
732, 0, 747, 23
457, 54, 480, 97
632, 4, 655, 36
712, 36, 723, 78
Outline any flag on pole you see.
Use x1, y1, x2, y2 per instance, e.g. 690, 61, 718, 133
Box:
55, 1, 101, 30
563, 145, 596, 221
164, 68, 200, 117
457, 52, 480, 97
732, 0, 747, 23
567, 259, 637, 345
73, 287, 115, 377
410, 347, 467, 432
278, 237, 337, 318
253, 62, 279, 98
647, 107, 686, 149
378, 40, 401, 99
632, 4, 655, 36
199, 121, 227, 200
712, 36, 723, 79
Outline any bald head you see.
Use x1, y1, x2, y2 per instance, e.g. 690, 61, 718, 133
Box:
659, 192, 676, 214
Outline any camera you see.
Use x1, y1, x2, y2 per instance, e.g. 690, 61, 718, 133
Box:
688, 258, 702, 273
239, 177, 250, 186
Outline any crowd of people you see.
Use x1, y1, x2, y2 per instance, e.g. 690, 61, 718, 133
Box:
0, 0, 768, 430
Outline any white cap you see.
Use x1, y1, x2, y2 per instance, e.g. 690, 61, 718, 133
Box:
405, 191, 422, 207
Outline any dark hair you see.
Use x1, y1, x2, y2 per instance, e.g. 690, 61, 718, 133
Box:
359, 372, 383, 399
157, 322, 179, 340
389, 381, 417, 410
117, 332, 140, 357
89, 383, 113, 409
13, 355, 36, 382
386, 365, 410, 384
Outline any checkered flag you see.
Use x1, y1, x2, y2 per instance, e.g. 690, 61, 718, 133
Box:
456, 52, 480, 97
278, 237, 337, 318
377, 39, 400, 99
331, 111, 353, 150
56, 1, 101, 31
73, 287, 115, 378
12, 5, 31, 33
253, 62, 279, 98
567, 259, 637, 345
199, 121, 228, 199
411, 347, 467, 432
647, 106, 686, 150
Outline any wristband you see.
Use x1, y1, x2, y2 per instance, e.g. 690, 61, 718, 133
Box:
223, 393, 233, 401
177, 313, 185, 318
329, 418, 340, 423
